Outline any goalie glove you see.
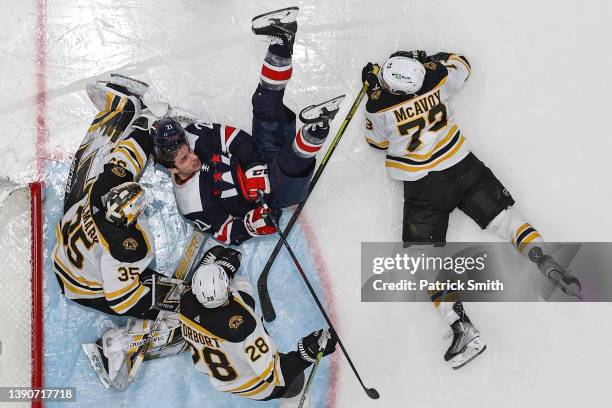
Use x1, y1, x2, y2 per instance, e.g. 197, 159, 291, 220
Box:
244, 205, 276, 237
237, 163, 271, 201
297, 328, 338, 364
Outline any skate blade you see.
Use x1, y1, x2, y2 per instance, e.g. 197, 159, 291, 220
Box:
82, 343, 111, 389
252, 7, 299, 29
451, 344, 487, 370
299, 95, 346, 124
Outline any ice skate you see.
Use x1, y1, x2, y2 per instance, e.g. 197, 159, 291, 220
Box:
86, 73, 149, 111
529, 247, 582, 299
252, 7, 299, 46
444, 319, 486, 370
108, 73, 149, 97
82, 339, 111, 389
299, 95, 345, 125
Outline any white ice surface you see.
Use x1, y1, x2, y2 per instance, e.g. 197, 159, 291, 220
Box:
2, 0, 612, 407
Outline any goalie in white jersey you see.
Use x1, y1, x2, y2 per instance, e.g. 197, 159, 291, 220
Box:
180, 246, 337, 407
362, 51, 581, 369
53, 74, 166, 319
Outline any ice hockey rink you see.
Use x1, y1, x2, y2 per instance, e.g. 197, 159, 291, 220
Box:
2, 0, 612, 407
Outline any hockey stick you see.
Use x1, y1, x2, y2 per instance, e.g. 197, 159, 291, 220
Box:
298, 330, 331, 408
257, 72, 377, 322
126, 228, 209, 385
258, 192, 380, 399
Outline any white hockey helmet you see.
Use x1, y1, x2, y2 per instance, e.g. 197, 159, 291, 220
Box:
192, 263, 230, 308
101, 182, 146, 227
380, 56, 426, 95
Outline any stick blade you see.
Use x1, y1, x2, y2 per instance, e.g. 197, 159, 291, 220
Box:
366, 388, 380, 399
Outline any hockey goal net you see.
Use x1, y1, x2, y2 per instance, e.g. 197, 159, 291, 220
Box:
0, 181, 43, 407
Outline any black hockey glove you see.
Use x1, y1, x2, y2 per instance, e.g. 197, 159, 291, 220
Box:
429, 52, 452, 63
199, 245, 226, 267
214, 247, 242, 279
390, 50, 427, 63
297, 329, 338, 364
361, 62, 382, 98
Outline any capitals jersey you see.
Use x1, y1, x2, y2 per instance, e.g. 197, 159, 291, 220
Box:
179, 277, 284, 400
365, 53, 472, 181
172, 121, 264, 246
54, 86, 157, 316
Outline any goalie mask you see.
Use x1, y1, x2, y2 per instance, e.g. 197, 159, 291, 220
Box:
380, 56, 426, 95
101, 182, 146, 227
192, 263, 230, 308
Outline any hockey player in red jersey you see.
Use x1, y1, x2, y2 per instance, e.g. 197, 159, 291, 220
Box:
362, 51, 582, 369
152, 7, 343, 246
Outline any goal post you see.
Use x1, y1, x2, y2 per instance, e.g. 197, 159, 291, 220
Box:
0, 181, 44, 407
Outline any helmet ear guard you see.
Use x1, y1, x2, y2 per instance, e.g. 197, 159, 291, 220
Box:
101, 182, 146, 227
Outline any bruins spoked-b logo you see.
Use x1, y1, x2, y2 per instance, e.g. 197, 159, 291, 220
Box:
229, 315, 244, 329
111, 165, 126, 178
423, 62, 437, 70
123, 238, 138, 251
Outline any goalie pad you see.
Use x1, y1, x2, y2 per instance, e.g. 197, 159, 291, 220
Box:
84, 315, 186, 390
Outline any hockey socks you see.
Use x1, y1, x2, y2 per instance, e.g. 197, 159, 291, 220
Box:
260, 49, 293, 91
292, 124, 329, 159
486, 207, 543, 258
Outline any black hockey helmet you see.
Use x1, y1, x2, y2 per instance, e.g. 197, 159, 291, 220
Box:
152, 118, 187, 168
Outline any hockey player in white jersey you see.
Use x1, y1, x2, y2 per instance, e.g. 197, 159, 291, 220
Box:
362, 51, 582, 369
179, 245, 337, 407
53, 74, 169, 319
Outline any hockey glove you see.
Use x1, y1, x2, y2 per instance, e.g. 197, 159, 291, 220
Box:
390, 50, 427, 63
297, 329, 338, 364
244, 205, 276, 236
214, 247, 242, 279
237, 163, 271, 201
361, 62, 380, 86
429, 52, 453, 63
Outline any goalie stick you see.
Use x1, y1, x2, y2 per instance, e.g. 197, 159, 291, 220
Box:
257, 68, 379, 322
126, 228, 209, 385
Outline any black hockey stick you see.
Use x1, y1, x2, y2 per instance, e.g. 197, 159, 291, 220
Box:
258, 192, 380, 400
257, 72, 377, 322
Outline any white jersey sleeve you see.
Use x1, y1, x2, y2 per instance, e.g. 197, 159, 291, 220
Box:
365, 110, 390, 150
99, 220, 155, 315
438, 53, 471, 97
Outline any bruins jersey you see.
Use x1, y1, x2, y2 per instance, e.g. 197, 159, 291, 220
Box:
179, 277, 285, 400
365, 53, 472, 181
54, 84, 157, 315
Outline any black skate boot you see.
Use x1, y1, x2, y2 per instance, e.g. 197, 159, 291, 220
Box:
443, 304, 486, 370
529, 246, 582, 299
299, 95, 345, 125
252, 7, 299, 47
